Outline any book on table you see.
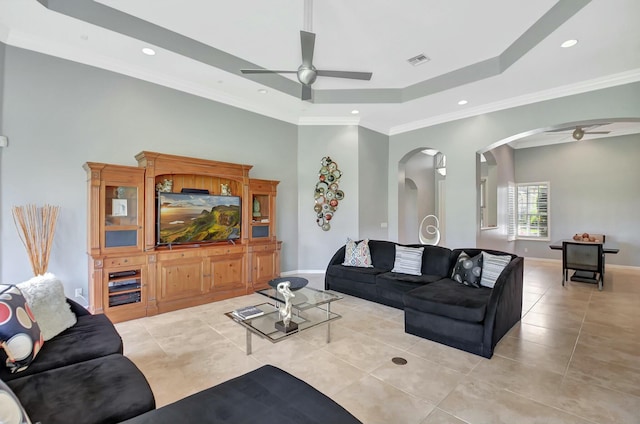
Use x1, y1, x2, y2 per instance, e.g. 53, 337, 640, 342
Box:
233, 305, 265, 320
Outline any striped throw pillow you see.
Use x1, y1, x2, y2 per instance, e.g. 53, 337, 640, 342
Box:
479, 252, 512, 288
391, 246, 424, 276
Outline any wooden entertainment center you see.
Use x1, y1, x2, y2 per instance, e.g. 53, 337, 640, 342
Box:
84, 151, 281, 322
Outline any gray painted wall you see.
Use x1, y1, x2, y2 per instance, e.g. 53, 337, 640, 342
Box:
297, 125, 359, 271
477, 144, 516, 252
0, 46, 298, 296
388, 82, 640, 253
358, 126, 388, 241
0, 41, 5, 133
514, 134, 640, 266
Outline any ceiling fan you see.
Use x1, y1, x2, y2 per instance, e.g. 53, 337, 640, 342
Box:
240, 30, 373, 101
545, 124, 611, 141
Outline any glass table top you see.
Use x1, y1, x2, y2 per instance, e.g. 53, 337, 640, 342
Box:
256, 286, 343, 311
225, 302, 341, 343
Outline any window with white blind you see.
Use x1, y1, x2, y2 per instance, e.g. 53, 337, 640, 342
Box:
515, 182, 549, 240
507, 182, 516, 241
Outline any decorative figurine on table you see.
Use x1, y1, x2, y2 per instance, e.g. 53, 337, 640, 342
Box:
275, 281, 298, 333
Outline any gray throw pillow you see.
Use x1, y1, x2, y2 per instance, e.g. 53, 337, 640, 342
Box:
451, 252, 483, 288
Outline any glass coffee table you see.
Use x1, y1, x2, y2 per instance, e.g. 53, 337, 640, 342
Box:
225, 286, 342, 355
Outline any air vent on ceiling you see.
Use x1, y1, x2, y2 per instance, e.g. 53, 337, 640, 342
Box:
407, 54, 431, 66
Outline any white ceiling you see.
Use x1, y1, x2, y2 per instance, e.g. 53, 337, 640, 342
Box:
1, 0, 639, 136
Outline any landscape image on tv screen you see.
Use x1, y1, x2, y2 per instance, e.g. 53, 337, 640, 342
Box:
157, 193, 241, 245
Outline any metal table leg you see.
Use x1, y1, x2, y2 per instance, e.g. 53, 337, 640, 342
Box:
246, 329, 252, 355
326, 303, 331, 343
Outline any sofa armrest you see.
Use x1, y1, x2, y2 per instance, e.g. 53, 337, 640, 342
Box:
482, 256, 524, 355
327, 245, 346, 267
66, 298, 91, 316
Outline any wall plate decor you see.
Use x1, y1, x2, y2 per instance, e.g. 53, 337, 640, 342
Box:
315, 156, 342, 231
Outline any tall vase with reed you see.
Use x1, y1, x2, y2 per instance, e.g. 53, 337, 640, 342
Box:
12, 204, 60, 276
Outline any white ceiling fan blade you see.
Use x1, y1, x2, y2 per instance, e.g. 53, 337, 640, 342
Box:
301, 31, 315, 68
317, 70, 373, 80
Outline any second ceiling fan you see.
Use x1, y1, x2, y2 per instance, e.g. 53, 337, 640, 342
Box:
241, 30, 372, 101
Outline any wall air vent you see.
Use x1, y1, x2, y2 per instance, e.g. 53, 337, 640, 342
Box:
407, 54, 431, 66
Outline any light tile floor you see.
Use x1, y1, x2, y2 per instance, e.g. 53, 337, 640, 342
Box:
116, 260, 640, 424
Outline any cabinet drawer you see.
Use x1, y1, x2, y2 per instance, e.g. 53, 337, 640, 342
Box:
205, 245, 244, 256
249, 243, 275, 252
104, 255, 146, 268
157, 249, 201, 261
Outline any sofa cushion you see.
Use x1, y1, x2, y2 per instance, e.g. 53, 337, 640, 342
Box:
0, 378, 32, 424
0, 313, 122, 382
404, 279, 492, 323
8, 354, 155, 424
17, 273, 77, 341
367, 240, 398, 271
451, 252, 483, 288
480, 251, 512, 288
416, 245, 456, 276
342, 238, 373, 268
0, 284, 44, 374
376, 273, 441, 308
119, 364, 361, 424
391, 246, 424, 275
326, 264, 385, 284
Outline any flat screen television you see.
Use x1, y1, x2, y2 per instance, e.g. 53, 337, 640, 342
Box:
157, 192, 241, 245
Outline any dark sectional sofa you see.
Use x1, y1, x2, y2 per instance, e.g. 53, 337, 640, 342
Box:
1, 298, 156, 424
325, 240, 524, 358
2, 298, 361, 424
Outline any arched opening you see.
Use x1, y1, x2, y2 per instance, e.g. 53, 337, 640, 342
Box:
398, 148, 445, 244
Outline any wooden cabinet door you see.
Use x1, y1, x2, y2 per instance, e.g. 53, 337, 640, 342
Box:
158, 257, 205, 301
252, 249, 277, 287
209, 254, 244, 291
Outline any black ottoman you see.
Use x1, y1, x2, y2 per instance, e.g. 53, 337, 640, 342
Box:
121, 365, 361, 424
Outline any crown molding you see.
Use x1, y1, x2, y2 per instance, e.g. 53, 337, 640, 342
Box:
298, 116, 360, 126
388, 69, 640, 136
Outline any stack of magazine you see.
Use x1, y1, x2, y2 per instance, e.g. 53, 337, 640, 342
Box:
232, 305, 265, 320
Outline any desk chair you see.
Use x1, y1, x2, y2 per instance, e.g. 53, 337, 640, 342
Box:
562, 241, 604, 290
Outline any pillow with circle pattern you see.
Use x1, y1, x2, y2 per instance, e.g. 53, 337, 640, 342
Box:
0, 284, 44, 374
0, 378, 33, 424
451, 252, 484, 288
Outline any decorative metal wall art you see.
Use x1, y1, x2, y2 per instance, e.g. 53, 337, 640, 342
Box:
314, 156, 343, 231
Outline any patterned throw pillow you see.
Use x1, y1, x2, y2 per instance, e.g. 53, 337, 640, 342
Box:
0, 378, 33, 423
480, 252, 512, 288
451, 252, 484, 288
342, 238, 373, 268
0, 285, 44, 373
391, 246, 424, 276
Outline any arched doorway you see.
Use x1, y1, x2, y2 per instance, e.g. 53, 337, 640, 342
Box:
398, 148, 445, 244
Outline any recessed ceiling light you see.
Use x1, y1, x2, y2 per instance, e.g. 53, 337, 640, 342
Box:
258, 89, 268, 94
458, 100, 468, 105
351, 109, 360, 115
141, 47, 156, 56
561, 39, 578, 48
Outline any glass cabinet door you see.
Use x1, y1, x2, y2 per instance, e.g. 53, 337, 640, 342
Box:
104, 185, 140, 249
